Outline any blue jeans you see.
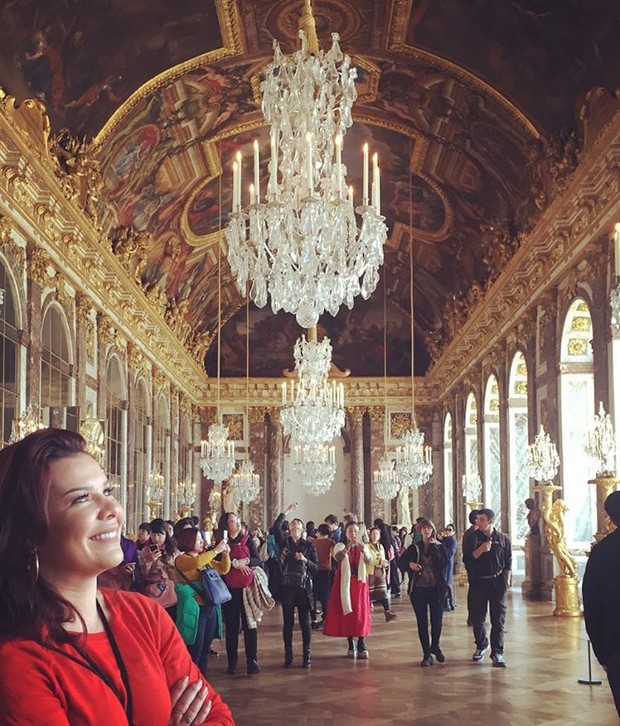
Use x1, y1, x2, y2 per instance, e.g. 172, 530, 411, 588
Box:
190, 605, 217, 675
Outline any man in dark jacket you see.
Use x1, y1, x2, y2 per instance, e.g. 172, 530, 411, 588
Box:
583, 491, 620, 717
272, 504, 319, 669
462, 508, 512, 667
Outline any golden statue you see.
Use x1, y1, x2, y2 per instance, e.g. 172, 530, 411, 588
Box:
544, 498, 578, 579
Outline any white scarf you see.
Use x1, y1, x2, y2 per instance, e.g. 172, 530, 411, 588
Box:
335, 543, 368, 616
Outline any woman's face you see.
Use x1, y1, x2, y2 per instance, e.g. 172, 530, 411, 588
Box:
39, 453, 123, 586
150, 531, 166, 548
369, 529, 380, 544
346, 524, 359, 543
421, 524, 434, 540
194, 532, 204, 553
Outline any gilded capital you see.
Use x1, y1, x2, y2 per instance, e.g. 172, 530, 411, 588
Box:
367, 406, 386, 423
152, 367, 169, 392
347, 405, 367, 424
127, 341, 149, 375
75, 291, 92, 327
26, 243, 51, 286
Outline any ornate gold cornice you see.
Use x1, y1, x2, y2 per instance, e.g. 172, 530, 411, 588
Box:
0, 92, 210, 401
426, 109, 620, 397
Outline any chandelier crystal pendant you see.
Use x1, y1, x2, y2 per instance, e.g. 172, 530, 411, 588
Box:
462, 471, 483, 502
225, 1, 387, 328
373, 453, 399, 501
200, 421, 235, 482
281, 333, 345, 445
526, 425, 560, 482
294, 442, 336, 496
232, 459, 260, 503
177, 478, 197, 511
395, 425, 433, 489
585, 401, 616, 478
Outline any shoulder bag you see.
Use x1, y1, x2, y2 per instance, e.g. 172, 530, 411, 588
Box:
175, 561, 232, 606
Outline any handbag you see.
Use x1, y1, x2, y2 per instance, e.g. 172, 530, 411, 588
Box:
144, 578, 177, 609
175, 561, 232, 606
201, 567, 232, 606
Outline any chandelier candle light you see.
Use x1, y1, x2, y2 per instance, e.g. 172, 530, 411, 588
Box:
527, 425, 560, 483
586, 401, 616, 478
226, 0, 387, 328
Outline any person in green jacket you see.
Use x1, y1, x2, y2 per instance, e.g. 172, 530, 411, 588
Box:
174, 528, 231, 676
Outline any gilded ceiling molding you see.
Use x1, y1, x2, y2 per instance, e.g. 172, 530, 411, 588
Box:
110, 227, 150, 285
389, 0, 540, 140
92, 0, 243, 148
0, 100, 210, 401
426, 110, 620, 397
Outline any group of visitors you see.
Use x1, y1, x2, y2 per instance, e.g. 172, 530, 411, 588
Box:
0, 426, 519, 724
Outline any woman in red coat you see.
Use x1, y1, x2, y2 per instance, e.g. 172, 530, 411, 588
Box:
323, 521, 372, 658
0, 428, 233, 725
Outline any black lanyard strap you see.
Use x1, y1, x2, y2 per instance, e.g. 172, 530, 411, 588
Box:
40, 600, 133, 723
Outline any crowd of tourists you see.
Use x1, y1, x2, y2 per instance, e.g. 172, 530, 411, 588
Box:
0, 427, 515, 724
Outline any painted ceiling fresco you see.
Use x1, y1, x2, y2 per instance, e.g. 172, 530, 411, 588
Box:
0, 0, 619, 377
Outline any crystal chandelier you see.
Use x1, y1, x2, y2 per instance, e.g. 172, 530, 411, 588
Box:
281, 333, 345, 445
462, 471, 483, 502
395, 425, 433, 489
225, 0, 387, 328
177, 478, 197, 510
294, 442, 336, 496
200, 422, 235, 482
527, 425, 560, 482
147, 470, 166, 506
9, 403, 44, 443
374, 453, 399, 501
232, 459, 260, 502
585, 401, 616, 477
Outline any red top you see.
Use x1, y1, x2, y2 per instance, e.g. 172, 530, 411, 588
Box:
0, 589, 234, 726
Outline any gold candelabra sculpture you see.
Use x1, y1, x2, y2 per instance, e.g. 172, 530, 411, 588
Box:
146, 470, 166, 519
528, 426, 581, 617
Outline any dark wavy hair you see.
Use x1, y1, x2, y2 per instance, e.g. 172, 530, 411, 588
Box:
0, 428, 91, 643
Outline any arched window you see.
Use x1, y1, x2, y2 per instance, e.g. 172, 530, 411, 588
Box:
559, 298, 596, 546
106, 355, 126, 506
443, 412, 453, 524
131, 378, 149, 533
0, 260, 20, 445
41, 304, 73, 412
484, 375, 502, 528
464, 392, 478, 477
508, 351, 529, 544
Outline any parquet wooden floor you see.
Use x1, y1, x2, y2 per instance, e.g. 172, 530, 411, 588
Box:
209, 588, 618, 725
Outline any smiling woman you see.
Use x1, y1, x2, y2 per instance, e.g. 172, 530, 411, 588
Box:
0, 428, 234, 726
